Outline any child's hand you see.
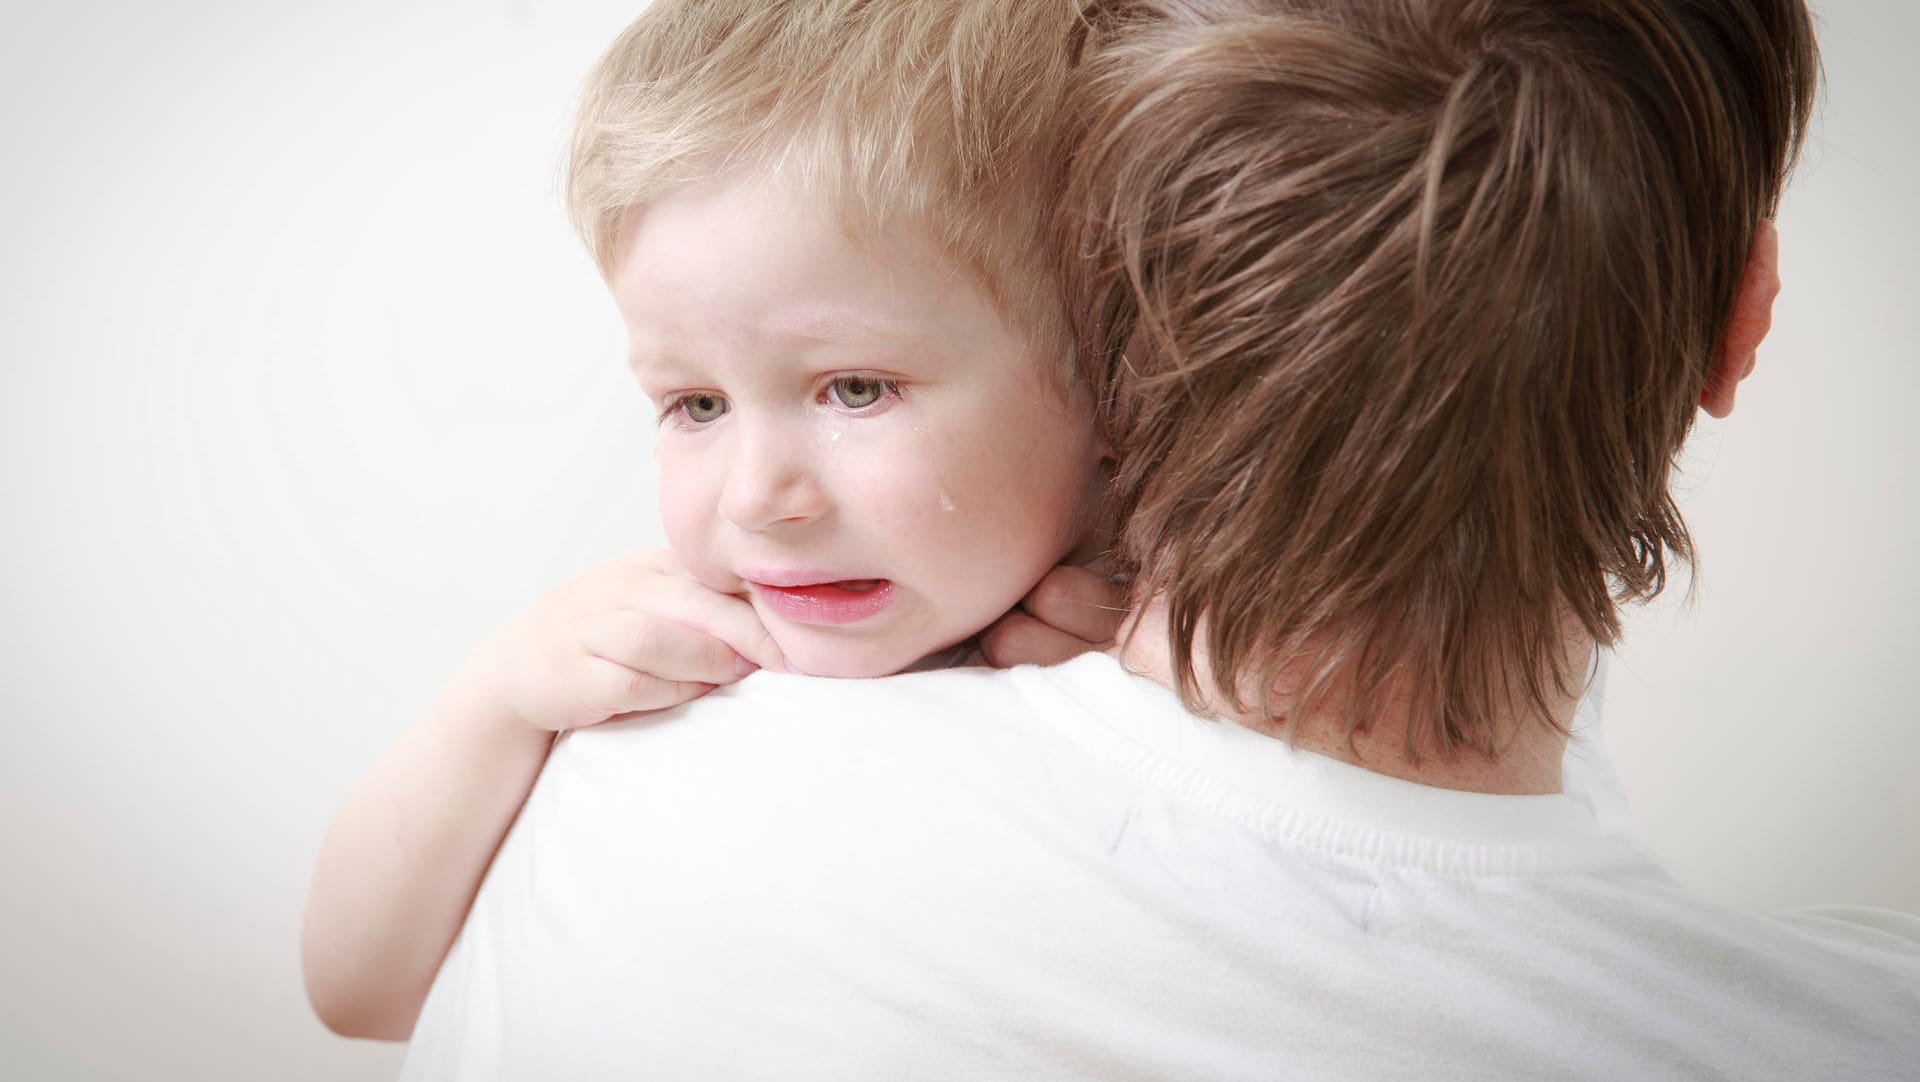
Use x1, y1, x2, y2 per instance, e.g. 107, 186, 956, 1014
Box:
979, 564, 1127, 668
464, 551, 786, 734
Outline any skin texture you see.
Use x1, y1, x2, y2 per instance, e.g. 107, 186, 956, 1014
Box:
616, 172, 1105, 677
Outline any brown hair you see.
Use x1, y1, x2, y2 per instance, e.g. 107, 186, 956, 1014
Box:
567, 0, 1086, 370
1069, 0, 1819, 758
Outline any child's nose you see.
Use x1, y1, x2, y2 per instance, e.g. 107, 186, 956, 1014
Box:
716, 425, 829, 531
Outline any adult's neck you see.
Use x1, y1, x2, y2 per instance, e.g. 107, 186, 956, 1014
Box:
1116, 601, 1573, 796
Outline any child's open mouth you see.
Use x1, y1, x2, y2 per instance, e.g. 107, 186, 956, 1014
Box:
747, 578, 896, 626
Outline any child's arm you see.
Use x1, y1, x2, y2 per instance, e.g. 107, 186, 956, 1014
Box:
300, 551, 785, 1040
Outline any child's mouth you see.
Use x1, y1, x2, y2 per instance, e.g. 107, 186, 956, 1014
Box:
747, 578, 896, 626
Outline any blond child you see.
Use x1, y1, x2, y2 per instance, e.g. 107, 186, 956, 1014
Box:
300, 0, 1113, 1040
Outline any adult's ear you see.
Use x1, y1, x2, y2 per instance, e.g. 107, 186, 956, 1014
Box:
1700, 219, 1781, 419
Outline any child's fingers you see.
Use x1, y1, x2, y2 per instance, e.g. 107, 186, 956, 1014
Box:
575, 654, 716, 722
1017, 565, 1127, 645
680, 592, 787, 675
617, 573, 788, 674
979, 610, 1102, 669
584, 609, 760, 687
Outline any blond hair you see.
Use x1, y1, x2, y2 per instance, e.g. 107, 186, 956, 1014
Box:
1070, 0, 1819, 758
567, 0, 1085, 365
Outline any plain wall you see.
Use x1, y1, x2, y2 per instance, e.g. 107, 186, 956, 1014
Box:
1, 1, 1913, 1078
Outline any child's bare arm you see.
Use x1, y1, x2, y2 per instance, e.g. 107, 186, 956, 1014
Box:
300, 551, 784, 1040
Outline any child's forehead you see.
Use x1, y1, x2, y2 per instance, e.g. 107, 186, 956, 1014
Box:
620, 177, 1028, 336
623, 169, 965, 279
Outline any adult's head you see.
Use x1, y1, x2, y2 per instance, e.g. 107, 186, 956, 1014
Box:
1068, 0, 1818, 764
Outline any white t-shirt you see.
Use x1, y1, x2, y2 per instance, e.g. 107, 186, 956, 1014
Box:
402, 655, 1919, 1081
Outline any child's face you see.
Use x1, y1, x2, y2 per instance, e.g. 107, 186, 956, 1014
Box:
613, 174, 1103, 677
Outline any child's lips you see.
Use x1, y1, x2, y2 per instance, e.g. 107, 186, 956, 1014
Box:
746, 578, 896, 626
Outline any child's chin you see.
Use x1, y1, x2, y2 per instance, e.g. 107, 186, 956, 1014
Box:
775, 639, 922, 680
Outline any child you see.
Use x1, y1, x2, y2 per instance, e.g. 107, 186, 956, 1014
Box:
301, 0, 1110, 1039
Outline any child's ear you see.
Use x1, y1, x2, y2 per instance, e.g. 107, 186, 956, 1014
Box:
1701, 218, 1781, 419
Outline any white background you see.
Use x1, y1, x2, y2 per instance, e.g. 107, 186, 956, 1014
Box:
1, 1, 1913, 1079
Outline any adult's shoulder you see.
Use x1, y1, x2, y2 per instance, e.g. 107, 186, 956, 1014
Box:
536, 656, 1144, 826
556, 653, 1147, 767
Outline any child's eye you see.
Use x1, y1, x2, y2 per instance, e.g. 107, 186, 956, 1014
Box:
826, 376, 898, 411
664, 392, 729, 425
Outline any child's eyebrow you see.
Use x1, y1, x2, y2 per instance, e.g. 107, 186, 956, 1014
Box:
625, 345, 674, 375
761, 306, 923, 349
624, 308, 934, 374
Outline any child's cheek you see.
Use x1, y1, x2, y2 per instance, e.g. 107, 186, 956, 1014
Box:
653, 447, 725, 581
856, 434, 965, 535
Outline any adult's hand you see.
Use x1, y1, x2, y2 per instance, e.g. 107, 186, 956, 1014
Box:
980, 564, 1127, 667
